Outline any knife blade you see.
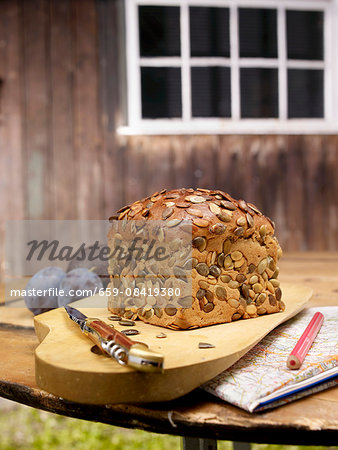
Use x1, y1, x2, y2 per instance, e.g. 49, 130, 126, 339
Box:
64, 305, 164, 373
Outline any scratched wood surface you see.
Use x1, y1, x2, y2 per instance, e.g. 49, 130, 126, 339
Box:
0, 253, 337, 444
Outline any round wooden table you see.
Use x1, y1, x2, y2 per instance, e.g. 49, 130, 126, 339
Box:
0, 253, 337, 447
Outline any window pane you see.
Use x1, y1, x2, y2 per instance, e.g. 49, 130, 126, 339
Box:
239, 9, 277, 58
141, 67, 182, 118
190, 7, 230, 57
287, 10, 323, 60
191, 67, 231, 117
288, 69, 323, 118
139, 6, 180, 57
240, 68, 278, 118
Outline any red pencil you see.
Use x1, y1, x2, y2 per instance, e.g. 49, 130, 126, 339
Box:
287, 311, 324, 370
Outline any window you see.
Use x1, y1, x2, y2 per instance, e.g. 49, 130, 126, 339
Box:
123, 0, 338, 134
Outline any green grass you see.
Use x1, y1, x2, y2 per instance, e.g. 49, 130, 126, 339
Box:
0, 405, 336, 450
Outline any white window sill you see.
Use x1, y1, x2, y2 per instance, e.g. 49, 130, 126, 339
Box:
117, 119, 338, 135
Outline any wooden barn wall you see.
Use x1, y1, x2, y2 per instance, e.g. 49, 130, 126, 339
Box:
0, 0, 337, 266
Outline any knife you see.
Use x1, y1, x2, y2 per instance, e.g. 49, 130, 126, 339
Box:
64, 305, 164, 373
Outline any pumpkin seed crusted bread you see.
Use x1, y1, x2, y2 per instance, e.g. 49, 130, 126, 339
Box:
108, 188, 284, 330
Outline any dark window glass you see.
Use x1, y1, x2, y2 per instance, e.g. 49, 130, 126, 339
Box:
240, 68, 278, 118
190, 7, 230, 57
141, 67, 182, 118
139, 6, 180, 57
191, 67, 231, 117
287, 10, 323, 60
288, 69, 323, 118
239, 9, 277, 58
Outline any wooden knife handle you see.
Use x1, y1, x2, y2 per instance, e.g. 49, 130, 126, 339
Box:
87, 319, 135, 350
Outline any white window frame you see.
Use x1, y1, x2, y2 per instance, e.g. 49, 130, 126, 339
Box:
119, 0, 338, 135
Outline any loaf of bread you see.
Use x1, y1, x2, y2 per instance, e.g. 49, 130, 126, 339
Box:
107, 188, 284, 329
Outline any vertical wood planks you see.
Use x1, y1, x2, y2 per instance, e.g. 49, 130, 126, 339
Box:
49, 0, 76, 219
72, 0, 104, 219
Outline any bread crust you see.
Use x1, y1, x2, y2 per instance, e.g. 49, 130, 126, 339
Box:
107, 188, 284, 329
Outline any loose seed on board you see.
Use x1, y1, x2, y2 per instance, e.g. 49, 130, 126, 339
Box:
156, 332, 167, 338
198, 342, 215, 349
108, 315, 122, 321
119, 319, 136, 326
121, 329, 140, 336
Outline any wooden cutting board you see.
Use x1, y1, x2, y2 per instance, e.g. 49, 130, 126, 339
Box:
34, 283, 312, 404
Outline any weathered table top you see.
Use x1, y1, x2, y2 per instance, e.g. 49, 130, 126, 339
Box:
0, 253, 337, 445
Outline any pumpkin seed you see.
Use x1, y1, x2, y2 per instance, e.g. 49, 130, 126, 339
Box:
198, 342, 215, 349
253, 283, 263, 293
231, 251, 243, 261
234, 227, 244, 236
119, 319, 135, 326
196, 263, 209, 277
176, 202, 190, 208
217, 211, 232, 222
189, 208, 203, 217
256, 293, 267, 306
165, 305, 177, 316
220, 274, 231, 283
257, 258, 268, 274
269, 294, 277, 306
167, 219, 182, 228
238, 199, 248, 211
259, 225, 267, 238
193, 218, 209, 228
203, 302, 214, 313
217, 252, 225, 267
247, 304, 257, 315
199, 280, 210, 289
236, 216, 246, 227
241, 284, 250, 299
220, 200, 236, 210
192, 236, 207, 252
156, 332, 167, 338
223, 239, 232, 254
121, 329, 140, 336
215, 285, 227, 300
275, 287, 282, 301
228, 298, 239, 308
178, 296, 193, 307
223, 255, 233, 269
228, 280, 239, 289
196, 289, 206, 300
209, 203, 221, 215
270, 278, 280, 287
210, 223, 226, 235
162, 207, 174, 220
248, 263, 256, 273
257, 306, 267, 315
165, 202, 175, 207
187, 195, 206, 204
246, 213, 254, 228
236, 274, 246, 283
232, 312, 242, 321
209, 265, 221, 277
